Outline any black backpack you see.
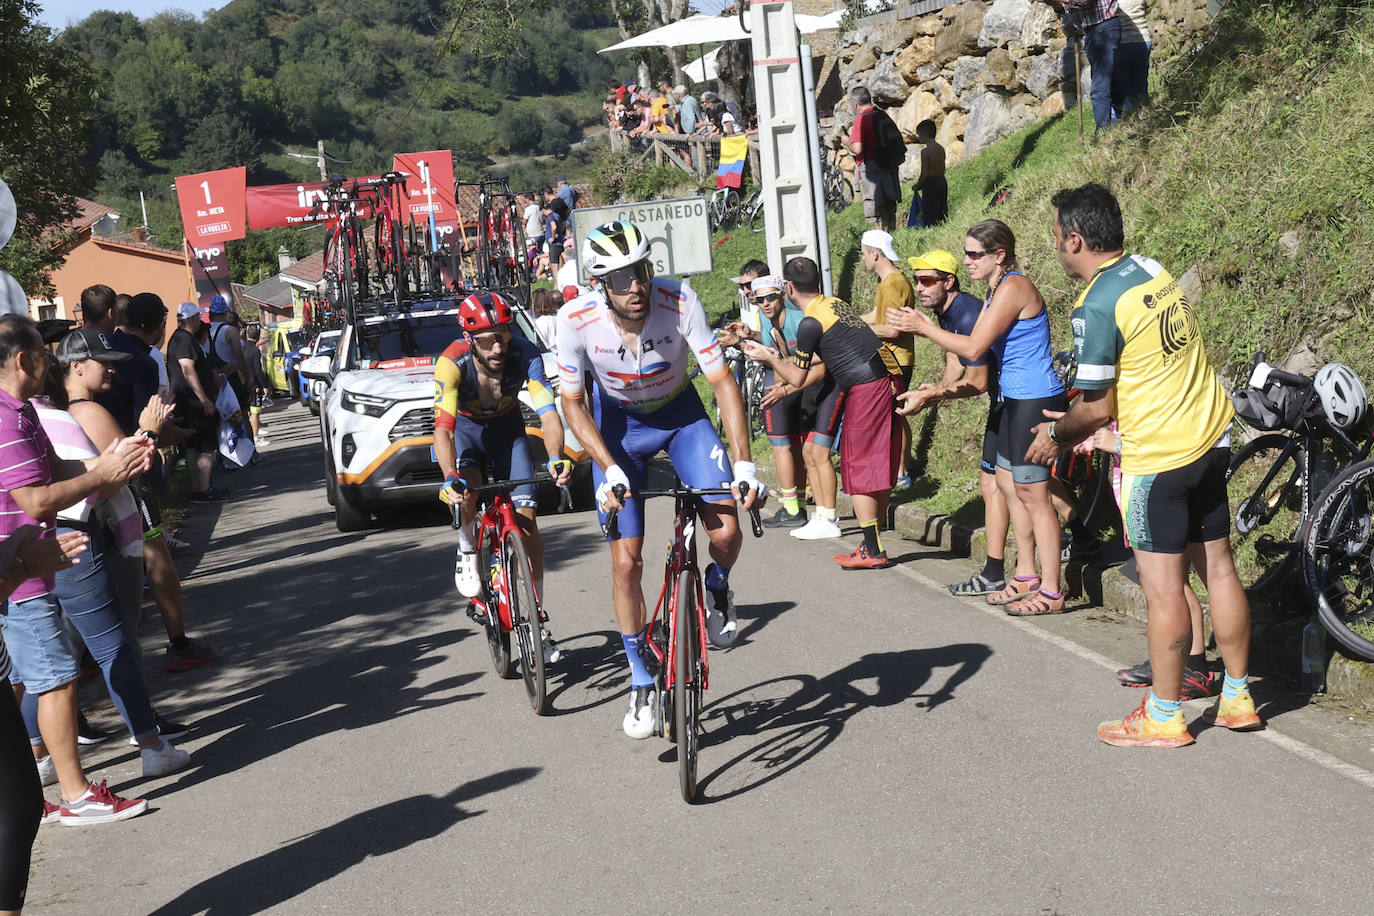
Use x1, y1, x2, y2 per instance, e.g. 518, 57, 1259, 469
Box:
869, 108, 907, 169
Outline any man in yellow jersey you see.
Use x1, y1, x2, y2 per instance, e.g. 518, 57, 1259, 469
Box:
1025, 183, 1259, 747
857, 229, 916, 487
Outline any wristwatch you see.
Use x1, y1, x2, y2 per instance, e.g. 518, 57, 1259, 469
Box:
1047, 420, 1063, 446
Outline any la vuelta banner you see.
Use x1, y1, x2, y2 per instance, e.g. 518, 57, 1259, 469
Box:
175, 167, 247, 244
391, 150, 456, 224
245, 180, 377, 229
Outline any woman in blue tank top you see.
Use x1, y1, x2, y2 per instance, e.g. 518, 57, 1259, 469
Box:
908, 219, 1069, 615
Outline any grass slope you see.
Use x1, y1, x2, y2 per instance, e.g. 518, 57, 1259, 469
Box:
689, 0, 1374, 524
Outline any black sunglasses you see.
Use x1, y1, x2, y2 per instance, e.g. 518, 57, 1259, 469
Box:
914, 274, 947, 287
602, 261, 653, 293
754, 292, 784, 303
965, 249, 992, 259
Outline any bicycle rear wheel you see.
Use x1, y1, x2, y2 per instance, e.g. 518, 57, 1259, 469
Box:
1304, 458, 1374, 661
504, 529, 549, 714
481, 531, 516, 679
1226, 433, 1305, 594
674, 569, 701, 803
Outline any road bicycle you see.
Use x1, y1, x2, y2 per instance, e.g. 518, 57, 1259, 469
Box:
457, 473, 570, 715
604, 479, 763, 803
822, 145, 853, 214
1303, 454, 1374, 661
1228, 354, 1368, 595
1049, 350, 1117, 559
707, 186, 741, 232
736, 187, 765, 234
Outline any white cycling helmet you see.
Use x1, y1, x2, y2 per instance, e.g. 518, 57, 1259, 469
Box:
581, 220, 650, 277
1314, 362, 1368, 430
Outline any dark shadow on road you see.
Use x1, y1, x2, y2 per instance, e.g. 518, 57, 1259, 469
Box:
147, 766, 540, 915
732, 599, 797, 647
543, 630, 629, 716
695, 643, 992, 803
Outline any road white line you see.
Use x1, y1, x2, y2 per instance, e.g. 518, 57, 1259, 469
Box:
891, 549, 1374, 791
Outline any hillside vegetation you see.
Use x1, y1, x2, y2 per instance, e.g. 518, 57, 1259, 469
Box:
696, 0, 1374, 523
54, 0, 621, 280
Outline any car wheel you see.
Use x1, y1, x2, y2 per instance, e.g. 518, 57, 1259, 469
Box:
335, 489, 369, 532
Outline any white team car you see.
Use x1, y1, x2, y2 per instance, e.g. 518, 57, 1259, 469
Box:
300, 300, 587, 532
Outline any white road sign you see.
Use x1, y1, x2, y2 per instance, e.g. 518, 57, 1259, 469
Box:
570, 197, 713, 285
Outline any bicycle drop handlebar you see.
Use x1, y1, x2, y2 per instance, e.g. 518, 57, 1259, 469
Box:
448, 473, 573, 528
602, 483, 765, 540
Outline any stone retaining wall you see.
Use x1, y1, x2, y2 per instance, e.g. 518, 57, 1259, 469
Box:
832, 0, 1212, 182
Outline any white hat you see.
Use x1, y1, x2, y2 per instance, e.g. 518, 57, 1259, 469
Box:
750, 275, 784, 293
861, 229, 898, 262
176, 301, 202, 320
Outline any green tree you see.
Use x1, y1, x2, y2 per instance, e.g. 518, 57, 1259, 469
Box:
0, 0, 98, 296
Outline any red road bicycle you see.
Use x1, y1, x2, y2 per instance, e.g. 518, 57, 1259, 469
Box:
605, 479, 763, 803
457, 474, 570, 716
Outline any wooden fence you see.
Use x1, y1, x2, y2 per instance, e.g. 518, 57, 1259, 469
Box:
607, 129, 762, 185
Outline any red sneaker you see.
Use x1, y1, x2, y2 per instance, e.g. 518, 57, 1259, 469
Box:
59, 780, 148, 826
41, 801, 61, 825
834, 545, 894, 569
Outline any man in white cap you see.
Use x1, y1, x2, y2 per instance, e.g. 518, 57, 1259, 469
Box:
858, 229, 916, 488
166, 302, 222, 501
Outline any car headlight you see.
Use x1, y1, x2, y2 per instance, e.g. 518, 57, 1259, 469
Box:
341, 390, 396, 418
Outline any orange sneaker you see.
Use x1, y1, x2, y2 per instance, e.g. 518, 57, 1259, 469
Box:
1203, 689, 1263, 731
1097, 696, 1194, 748
834, 545, 894, 569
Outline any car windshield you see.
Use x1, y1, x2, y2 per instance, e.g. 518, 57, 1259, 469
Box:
316, 333, 341, 354
286, 330, 308, 349
351, 308, 540, 368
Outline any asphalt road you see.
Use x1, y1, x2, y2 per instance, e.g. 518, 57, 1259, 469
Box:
28, 403, 1374, 914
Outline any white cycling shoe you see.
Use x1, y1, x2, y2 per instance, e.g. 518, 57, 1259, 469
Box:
454, 548, 482, 598
623, 685, 657, 739
542, 628, 562, 665
706, 585, 739, 648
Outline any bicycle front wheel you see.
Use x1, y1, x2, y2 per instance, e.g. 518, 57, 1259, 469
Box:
481, 532, 516, 679
674, 569, 702, 803
504, 529, 549, 714
1304, 458, 1374, 661
1226, 433, 1305, 594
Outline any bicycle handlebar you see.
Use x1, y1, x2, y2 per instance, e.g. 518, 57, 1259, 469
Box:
602, 483, 764, 540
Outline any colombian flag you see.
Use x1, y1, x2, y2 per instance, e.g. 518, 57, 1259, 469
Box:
716, 135, 748, 189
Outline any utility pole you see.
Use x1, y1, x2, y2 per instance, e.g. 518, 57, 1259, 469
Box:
316, 139, 328, 181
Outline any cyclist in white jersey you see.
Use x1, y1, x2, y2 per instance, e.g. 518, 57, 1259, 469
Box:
556, 220, 766, 739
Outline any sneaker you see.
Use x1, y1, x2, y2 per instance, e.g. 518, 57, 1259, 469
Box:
1180, 665, 1221, 701
762, 505, 808, 528
141, 738, 191, 778
254, 436, 271, 447
35, 754, 57, 787
165, 638, 216, 673
128, 714, 192, 747
834, 545, 895, 569
163, 533, 190, 550
790, 515, 842, 540
1097, 696, 1194, 748
59, 781, 148, 826
454, 548, 482, 598
41, 801, 61, 825
77, 711, 110, 745
1203, 690, 1263, 731
705, 583, 738, 648
541, 628, 562, 665
622, 685, 657, 739
1117, 659, 1152, 687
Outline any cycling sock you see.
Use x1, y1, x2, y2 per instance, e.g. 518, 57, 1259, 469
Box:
860, 519, 884, 555
780, 488, 800, 514
1222, 671, 1248, 700
1145, 691, 1182, 722
982, 555, 1006, 581
817, 505, 837, 523
1186, 652, 1206, 671
456, 520, 475, 553
622, 630, 654, 688
705, 562, 730, 592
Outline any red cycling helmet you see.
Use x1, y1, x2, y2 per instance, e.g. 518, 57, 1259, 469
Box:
457, 291, 513, 333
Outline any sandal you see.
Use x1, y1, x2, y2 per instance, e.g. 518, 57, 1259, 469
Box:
986, 574, 1040, 606
1005, 588, 1068, 616
948, 572, 1006, 597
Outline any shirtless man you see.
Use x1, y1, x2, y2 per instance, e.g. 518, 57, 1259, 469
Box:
911, 120, 947, 228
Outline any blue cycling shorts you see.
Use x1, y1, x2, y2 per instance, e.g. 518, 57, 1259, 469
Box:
592, 387, 732, 541
451, 410, 536, 510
